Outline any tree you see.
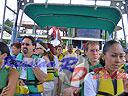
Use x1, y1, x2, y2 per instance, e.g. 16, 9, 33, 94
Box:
119, 38, 126, 48
4, 19, 13, 34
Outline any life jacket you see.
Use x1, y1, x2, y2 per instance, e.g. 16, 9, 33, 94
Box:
57, 53, 64, 61
0, 67, 9, 93
45, 68, 55, 81
43, 55, 59, 82
15, 53, 44, 95
45, 66, 59, 81
97, 70, 124, 96
79, 63, 103, 96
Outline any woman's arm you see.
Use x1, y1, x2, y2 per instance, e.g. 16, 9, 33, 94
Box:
1, 68, 19, 96
32, 58, 48, 83
33, 67, 47, 83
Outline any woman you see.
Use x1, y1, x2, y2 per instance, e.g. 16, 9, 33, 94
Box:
36, 42, 59, 96
84, 40, 127, 96
11, 42, 21, 58
0, 42, 19, 96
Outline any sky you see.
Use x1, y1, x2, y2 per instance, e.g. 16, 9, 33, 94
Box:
0, 0, 128, 42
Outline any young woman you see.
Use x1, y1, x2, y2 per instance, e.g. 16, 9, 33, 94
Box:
84, 40, 127, 96
0, 42, 19, 96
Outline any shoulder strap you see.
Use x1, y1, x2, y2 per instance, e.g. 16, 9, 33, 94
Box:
96, 78, 99, 94
16, 53, 23, 61
32, 54, 39, 59
112, 79, 117, 95
97, 91, 113, 96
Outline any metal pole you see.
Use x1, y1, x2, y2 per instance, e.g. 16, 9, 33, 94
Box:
33, 22, 37, 38
95, 0, 97, 6
11, 0, 21, 43
125, 0, 128, 25
125, 0, 128, 48
121, 17, 127, 48
17, 10, 24, 34
0, 0, 7, 41
45, 0, 48, 8
6, 5, 17, 14
69, 0, 71, 5
46, 26, 49, 43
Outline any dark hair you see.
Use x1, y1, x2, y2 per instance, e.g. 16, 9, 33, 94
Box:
0, 42, 10, 56
37, 42, 54, 61
99, 54, 105, 67
103, 40, 120, 54
22, 36, 36, 46
124, 49, 128, 54
56, 45, 62, 50
75, 49, 81, 55
11, 42, 21, 49
38, 41, 48, 49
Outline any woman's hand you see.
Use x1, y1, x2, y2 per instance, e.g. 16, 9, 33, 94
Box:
1, 85, 13, 96
72, 87, 80, 96
63, 87, 74, 96
63, 87, 80, 96
33, 67, 47, 83
18, 79, 25, 86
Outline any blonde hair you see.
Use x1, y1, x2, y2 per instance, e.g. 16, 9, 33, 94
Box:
86, 41, 99, 51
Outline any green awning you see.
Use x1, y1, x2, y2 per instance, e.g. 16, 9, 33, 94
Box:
23, 3, 122, 34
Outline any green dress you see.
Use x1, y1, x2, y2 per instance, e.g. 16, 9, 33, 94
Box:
0, 67, 9, 93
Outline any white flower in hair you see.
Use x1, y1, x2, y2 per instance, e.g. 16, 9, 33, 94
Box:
36, 43, 46, 51
46, 48, 50, 52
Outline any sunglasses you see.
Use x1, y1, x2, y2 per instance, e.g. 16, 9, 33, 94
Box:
89, 49, 99, 53
21, 43, 32, 46
36, 48, 42, 50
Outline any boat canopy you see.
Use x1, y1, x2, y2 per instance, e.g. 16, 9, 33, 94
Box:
23, 3, 122, 34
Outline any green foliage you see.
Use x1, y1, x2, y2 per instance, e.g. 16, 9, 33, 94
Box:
5, 19, 13, 27
102, 31, 109, 40
3, 39, 10, 44
4, 19, 13, 34
119, 39, 126, 48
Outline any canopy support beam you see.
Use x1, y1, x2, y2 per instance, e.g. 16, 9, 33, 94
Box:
0, 0, 7, 42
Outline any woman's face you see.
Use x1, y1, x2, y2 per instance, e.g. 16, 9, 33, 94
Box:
104, 43, 125, 72
35, 47, 44, 55
11, 46, 20, 56
0, 53, 6, 66
75, 50, 80, 55
57, 47, 62, 55
86, 43, 100, 64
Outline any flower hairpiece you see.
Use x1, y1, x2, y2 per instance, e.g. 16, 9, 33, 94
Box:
46, 48, 50, 52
